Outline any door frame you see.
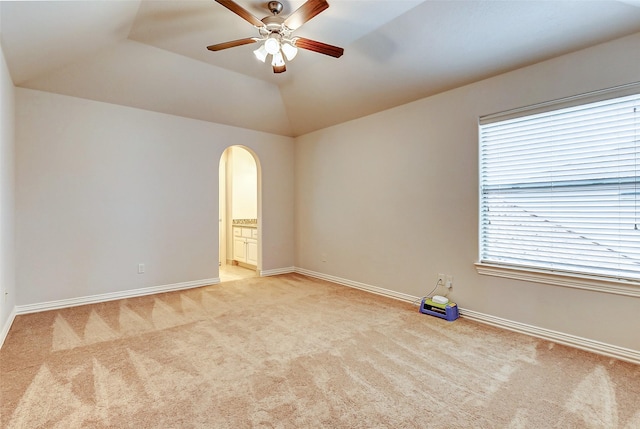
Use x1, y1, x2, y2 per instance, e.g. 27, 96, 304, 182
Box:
218, 145, 262, 274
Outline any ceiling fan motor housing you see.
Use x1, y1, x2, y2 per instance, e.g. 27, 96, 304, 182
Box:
261, 15, 285, 30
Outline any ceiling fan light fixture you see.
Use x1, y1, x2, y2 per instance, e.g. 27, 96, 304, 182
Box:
264, 37, 280, 55
208, 0, 344, 73
253, 44, 269, 62
281, 42, 298, 61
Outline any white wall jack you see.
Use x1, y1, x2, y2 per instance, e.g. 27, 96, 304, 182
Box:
138, 263, 145, 274
446, 275, 453, 289
437, 273, 446, 286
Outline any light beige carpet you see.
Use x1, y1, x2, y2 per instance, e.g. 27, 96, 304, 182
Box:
1, 273, 639, 428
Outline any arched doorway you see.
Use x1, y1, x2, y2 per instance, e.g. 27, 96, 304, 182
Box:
219, 146, 261, 282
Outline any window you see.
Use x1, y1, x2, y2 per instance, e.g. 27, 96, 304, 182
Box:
478, 86, 640, 292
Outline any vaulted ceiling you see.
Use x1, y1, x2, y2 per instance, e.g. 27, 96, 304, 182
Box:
2, 0, 640, 137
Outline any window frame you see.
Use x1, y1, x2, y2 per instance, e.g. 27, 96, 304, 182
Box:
476, 82, 640, 297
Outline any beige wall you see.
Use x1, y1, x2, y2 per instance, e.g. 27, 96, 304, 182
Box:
230, 146, 258, 220
0, 43, 16, 339
15, 89, 294, 305
295, 33, 640, 351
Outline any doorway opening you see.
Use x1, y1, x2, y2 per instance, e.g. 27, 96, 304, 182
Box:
219, 146, 261, 283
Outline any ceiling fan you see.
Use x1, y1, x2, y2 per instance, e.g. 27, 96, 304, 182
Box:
207, 0, 344, 73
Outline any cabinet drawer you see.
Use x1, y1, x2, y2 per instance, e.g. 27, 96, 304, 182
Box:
241, 228, 252, 238
251, 229, 258, 239
233, 228, 241, 237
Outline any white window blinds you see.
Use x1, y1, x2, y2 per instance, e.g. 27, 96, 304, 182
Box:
479, 91, 640, 282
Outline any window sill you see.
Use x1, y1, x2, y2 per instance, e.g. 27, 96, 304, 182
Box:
475, 263, 640, 297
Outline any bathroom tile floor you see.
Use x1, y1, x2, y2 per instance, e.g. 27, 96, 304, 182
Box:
219, 264, 258, 282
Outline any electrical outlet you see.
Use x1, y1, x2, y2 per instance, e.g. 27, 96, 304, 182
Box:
321, 253, 327, 262
437, 273, 446, 285
446, 275, 453, 289
138, 264, 145, 274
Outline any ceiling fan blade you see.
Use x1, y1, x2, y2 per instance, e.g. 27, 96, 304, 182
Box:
284, 0, 329, 30
215, 0, 265, 28
273, 64, 286, 73
294, 37, 343, 58
207, 38, 259, 51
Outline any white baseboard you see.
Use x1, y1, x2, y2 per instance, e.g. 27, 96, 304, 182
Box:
261, 266, 295, 277
295, 267, 418, 303
5, 268, 639, 365
0, 307, 17, 349
460, 309, 640, 365
14, 278, 220, 315
295, 267, 640, 365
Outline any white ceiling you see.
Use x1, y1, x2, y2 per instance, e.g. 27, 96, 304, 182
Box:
2, 0, 640, 137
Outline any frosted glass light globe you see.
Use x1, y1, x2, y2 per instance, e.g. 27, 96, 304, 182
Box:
271, 51, 285, 67
253, 45, 268, 62
281, 43, 298, 61
264, 38, 280, 55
